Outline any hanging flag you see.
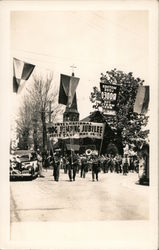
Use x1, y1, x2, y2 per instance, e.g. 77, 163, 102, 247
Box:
13, 58, 35, 93
67, 76, 79, 107
58, 74, 79, 108
70, 93, 78, 110
133, 86, 149, 114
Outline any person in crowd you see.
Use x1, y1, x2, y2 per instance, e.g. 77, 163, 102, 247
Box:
43, 151, 50, 171
63, 155, 68, 174
134, 156, 139, 173
30, 151, 37, 161
108, 155, 115, 173
92, 155, 100, 181
118, 154, 122, 173
76, 153, 81, 173
37, 149, 44, 177
66, 155, 70, 174
80, 154, 88, 178
138, 154, 145, 179
87, 155, 93, 172
52, 153, 61, 182
102, 154, 107, 173
103, 155, 106, 173
122, 155, 129, 175
59, 155, 63, 169
105, 154, 110, 173
68, 150, 78, 181
129, 156, 135, 172
114, 154, 121, 174
99, 154, 105, 172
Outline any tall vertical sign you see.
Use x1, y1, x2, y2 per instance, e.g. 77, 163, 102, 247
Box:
100, 82, 120, 116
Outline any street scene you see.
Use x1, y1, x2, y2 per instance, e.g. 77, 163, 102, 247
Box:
10, 169, 149, 224
9, 9, 151, 246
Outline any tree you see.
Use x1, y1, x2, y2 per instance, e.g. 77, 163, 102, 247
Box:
28, 72, 63, 153
16, 97, 32, 149
16, 72, 63, 152
90, 69, 149, 150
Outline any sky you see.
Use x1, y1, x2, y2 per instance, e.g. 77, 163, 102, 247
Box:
11, 10, 149, 121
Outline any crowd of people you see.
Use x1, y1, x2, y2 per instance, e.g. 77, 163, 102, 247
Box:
37, 150, 141, 182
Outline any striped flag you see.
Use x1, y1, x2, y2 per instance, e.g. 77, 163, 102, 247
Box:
133, 86, 149, 114
58, 74, 79, 108
13, 58, 35, 93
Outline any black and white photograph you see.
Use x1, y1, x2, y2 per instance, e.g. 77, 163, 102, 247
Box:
0, 1, 158, 250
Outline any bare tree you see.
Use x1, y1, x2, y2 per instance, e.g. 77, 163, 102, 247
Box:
16, 72, 63, 152
29, 72, 63, 152
16, 97, 32, 149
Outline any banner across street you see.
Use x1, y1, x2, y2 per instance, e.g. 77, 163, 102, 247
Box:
100, 82, 120, 115
47, 122, 104, 139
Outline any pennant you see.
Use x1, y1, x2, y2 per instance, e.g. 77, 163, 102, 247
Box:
133, 86, 149, 114
13, 58, 35, 93
69, 92, 78, 110
67, 76, 79, 107
58, 74, 70, 105
58, 74, 79, 108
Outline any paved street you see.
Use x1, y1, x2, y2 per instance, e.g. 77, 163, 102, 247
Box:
10, 169, 149, 224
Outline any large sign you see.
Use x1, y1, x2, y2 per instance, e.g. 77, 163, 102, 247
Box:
47, 122, 104, 139
100, 82, 120, 115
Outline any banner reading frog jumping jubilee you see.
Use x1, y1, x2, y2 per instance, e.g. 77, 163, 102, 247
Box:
47, 122, 104, 139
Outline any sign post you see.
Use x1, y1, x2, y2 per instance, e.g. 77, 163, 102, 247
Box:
99, 123, 105, 155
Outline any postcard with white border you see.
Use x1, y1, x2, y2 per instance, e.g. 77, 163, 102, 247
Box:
0, 0, 158, 250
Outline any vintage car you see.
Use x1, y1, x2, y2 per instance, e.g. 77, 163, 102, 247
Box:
10, 150, 39, 180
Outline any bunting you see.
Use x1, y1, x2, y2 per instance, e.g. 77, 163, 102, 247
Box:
13, 58, 35, 93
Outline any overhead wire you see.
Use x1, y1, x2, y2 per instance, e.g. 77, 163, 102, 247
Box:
11, 48, 109, 67
11, 11, 147, 76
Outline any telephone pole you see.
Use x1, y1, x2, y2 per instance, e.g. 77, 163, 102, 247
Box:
48, 101, 52, 123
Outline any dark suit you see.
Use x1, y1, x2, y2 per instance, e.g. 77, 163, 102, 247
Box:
92, 158, 100, 181
53, 156, 60, 181
80, 157, 88, 178
68, 153, 78, 181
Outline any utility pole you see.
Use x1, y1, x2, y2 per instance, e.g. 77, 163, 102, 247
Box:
34, 102, 53, 153
47, 101, 53, 155
48, 101, 52, 123
69, 65, 78, 153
